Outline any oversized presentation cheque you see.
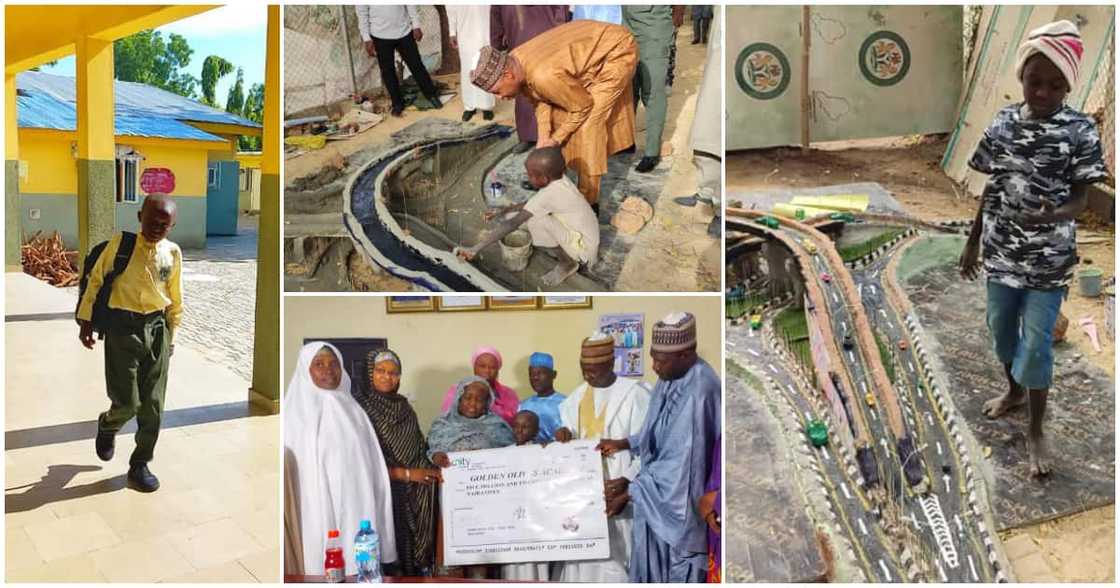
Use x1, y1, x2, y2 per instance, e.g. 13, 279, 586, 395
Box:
440, 440, 610, 566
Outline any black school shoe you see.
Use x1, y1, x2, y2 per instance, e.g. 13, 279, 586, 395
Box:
127, 463, 160, 493
95, 431, 114, 462
482, 110, 494, 121
635, 156, 660, 173
462, 109, 476, 122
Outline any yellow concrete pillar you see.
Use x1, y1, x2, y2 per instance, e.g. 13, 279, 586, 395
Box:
6, 73, 21, 270
74, 35, 116, 260
250, 4, 280, 413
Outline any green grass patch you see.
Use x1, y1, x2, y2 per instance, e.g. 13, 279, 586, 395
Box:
896, 234, 967, 283
837, 228, 907, 262
874, 331, 896, 382
774, 306, 815, 381
726, 290, 771, 319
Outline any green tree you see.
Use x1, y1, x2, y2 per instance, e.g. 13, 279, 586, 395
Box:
200, 55, 234, 106
114, 30, 197, 98
225, 68, 245, 115
238, 82, 265, 151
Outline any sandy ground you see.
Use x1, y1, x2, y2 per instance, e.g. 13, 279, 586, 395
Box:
615, 24, 721, 292
1002, 505, 1115, 582
728, 135, 1116, 582
285, 22, 717, 292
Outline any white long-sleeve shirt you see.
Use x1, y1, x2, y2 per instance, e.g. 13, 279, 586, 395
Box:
355, 5, 420, 42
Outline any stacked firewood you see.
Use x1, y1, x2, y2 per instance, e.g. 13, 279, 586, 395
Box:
21, 231, 79, 287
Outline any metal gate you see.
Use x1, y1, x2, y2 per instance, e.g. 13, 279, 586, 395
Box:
727, 5, 963, 150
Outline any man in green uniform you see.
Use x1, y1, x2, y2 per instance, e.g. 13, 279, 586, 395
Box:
623, 5, 675, 174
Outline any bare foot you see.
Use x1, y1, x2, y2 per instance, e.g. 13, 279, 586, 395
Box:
542, 260, 579, 286
1027, 435, 1051, 477
981, 392, 1027, 418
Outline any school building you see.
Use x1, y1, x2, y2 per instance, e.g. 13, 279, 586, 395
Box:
13, 71, 261, 249
6, 4, 281, 408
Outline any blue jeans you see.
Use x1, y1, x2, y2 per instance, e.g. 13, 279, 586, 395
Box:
986, 280, 1065, 389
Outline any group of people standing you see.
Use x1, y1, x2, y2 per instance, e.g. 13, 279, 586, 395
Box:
355, 4, 719, 235
283, 312, 722, 582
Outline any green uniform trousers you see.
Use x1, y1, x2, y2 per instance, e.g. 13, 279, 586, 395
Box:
624, 6, 674, 158
99, 311, 170, 465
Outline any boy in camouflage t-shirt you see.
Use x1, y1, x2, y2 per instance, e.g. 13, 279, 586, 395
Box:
959, 20, 1108, 477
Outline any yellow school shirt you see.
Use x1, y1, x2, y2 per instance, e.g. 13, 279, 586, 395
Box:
76, 232, 183, 337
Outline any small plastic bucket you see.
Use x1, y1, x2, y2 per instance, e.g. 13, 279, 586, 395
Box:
499, 229, 532, 272
1078, 267, 1104, 297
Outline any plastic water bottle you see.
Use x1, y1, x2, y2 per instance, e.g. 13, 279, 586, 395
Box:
354, 519, 382, 583
324, 529, 345, 583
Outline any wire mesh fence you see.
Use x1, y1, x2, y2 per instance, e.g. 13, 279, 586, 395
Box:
1082, 33, 1114, 183
284, 5, 444, 118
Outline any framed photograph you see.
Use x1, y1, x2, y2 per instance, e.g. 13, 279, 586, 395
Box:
488, 296, 540, 310
386, 296, 436, 313
599, 313, 644, 377
540, 296, 592, 310
436, 296, 488, 312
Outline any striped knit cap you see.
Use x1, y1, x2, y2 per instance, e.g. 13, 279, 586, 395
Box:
651, 312, 697, 353
580, 331, 615, 365
1016, 20, 1084, 90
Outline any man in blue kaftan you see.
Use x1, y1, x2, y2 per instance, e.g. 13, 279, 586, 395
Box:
597, 312, 721, 582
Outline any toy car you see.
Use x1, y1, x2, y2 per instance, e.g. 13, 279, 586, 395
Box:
805, 243, 818, 255
829, 212, 855, 222
842, 333, 854, 350
806, 419, 829, 447
820, 272, 832, 283
756, 216, 781, 229
750, 313, 763, 330
865, 393, 877, 407
898, 339, 909, 351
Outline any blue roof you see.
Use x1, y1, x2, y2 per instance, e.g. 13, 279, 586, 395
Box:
16, 71, 262, 143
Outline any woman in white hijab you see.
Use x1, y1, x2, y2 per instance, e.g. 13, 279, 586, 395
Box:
284, 342, 397, 576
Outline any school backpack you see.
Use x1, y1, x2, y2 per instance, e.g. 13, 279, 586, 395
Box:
76, 231, 137, 338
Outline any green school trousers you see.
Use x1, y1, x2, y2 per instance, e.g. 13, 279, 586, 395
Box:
99, 310, 170, 465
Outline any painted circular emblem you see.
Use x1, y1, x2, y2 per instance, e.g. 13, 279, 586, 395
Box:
859, 31, 911, 86
736, 43, 791, 100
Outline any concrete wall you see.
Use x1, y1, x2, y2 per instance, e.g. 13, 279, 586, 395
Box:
283, 5, 443, 117
14, 130, 221, 249
284, 296, 722, 430
20, 193, 207, 249
943, 5, 1115, 193
239, 167, 262, 212
727, 5, 963, 150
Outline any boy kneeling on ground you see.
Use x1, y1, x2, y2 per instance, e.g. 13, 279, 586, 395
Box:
455, 147, 600, 286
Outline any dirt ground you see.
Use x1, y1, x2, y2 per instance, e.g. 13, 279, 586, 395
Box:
285, 21, 718, 292
728, 136, 1116, 582
1002, 505, 1115, 582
